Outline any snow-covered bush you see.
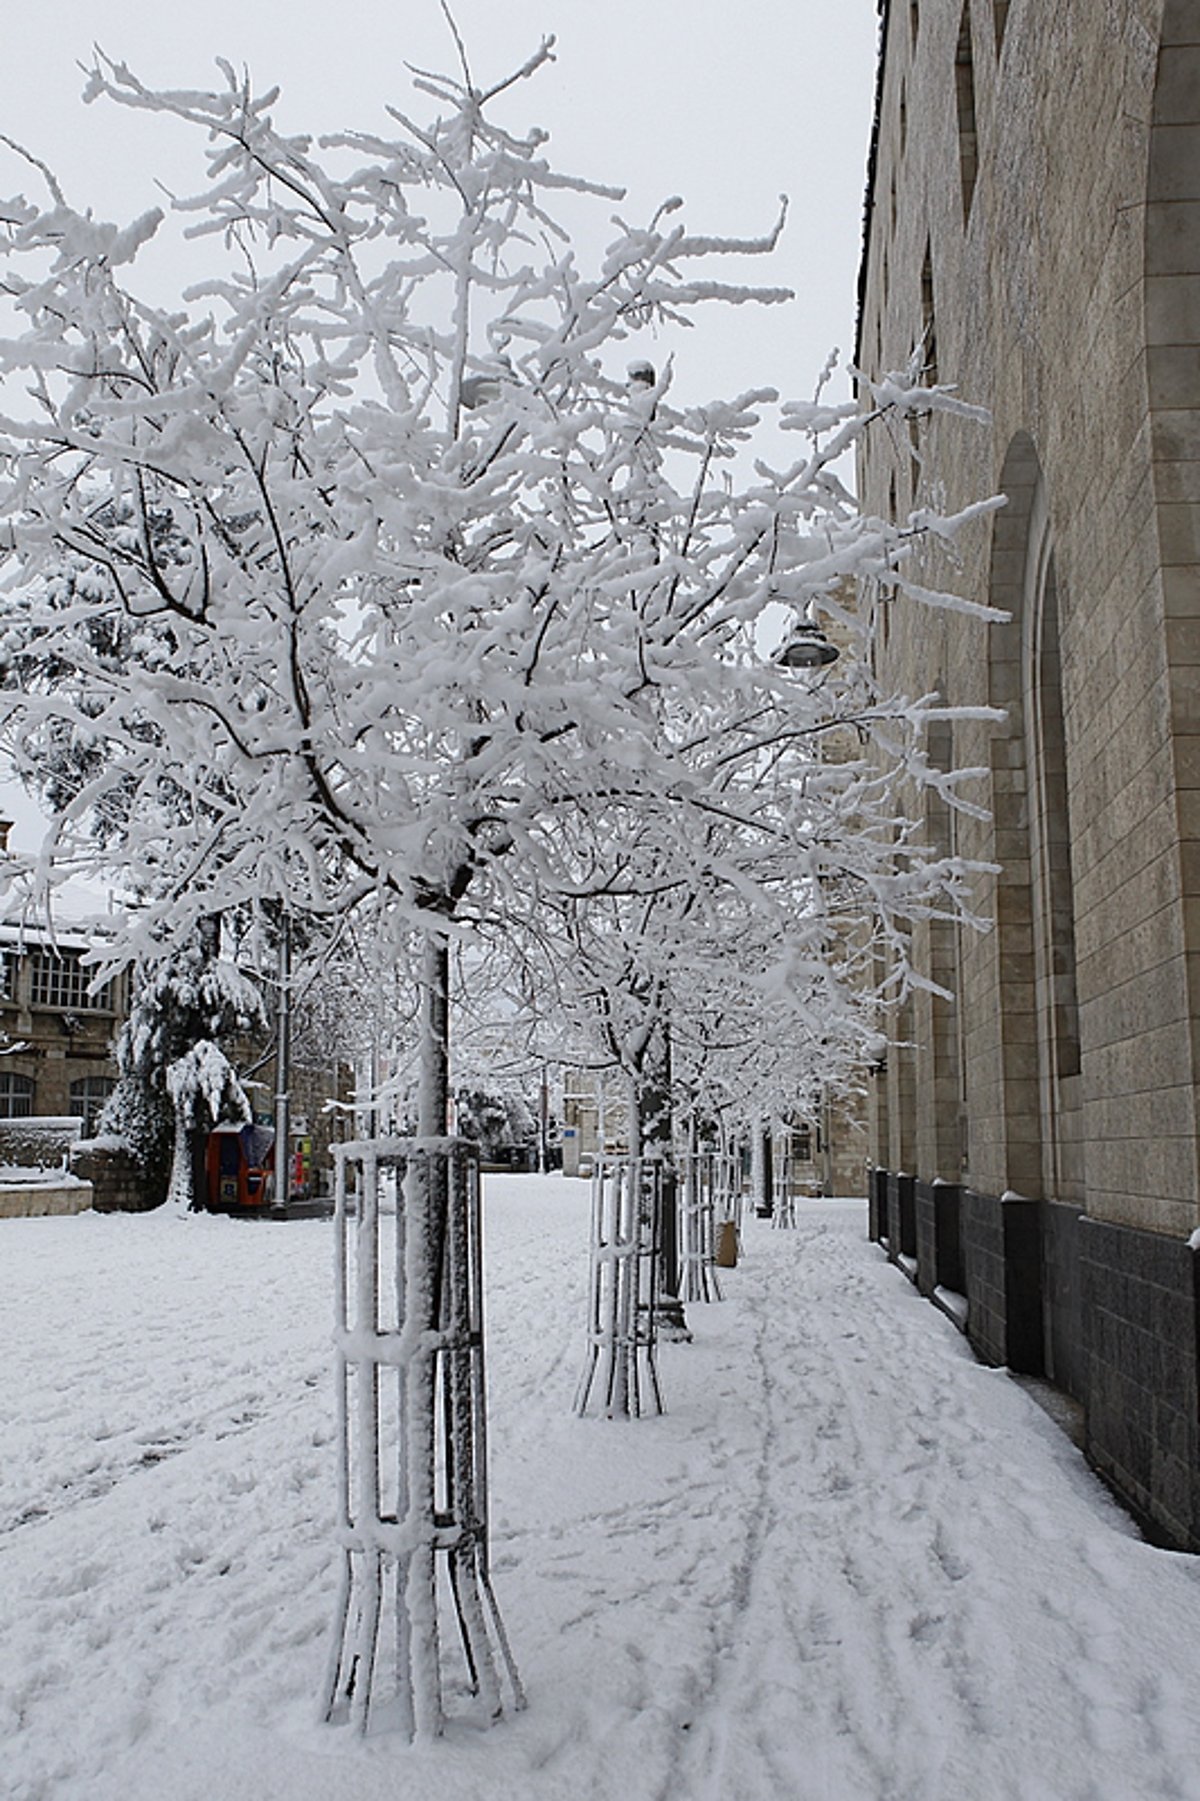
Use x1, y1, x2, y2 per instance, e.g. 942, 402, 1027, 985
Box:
0, 1116, 83, 1171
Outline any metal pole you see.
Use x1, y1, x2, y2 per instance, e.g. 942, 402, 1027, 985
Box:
539, 1066, 548, 1174
273, 912, 291, 1210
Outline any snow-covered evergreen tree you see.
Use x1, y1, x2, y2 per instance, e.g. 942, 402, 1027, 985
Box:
102, 920, 265, 1209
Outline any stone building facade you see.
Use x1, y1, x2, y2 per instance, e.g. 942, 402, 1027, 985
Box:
858, 0, 1200, 1548
0, 922, 126, 1133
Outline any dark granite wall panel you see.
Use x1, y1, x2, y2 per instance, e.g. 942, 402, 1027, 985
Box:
1081, 1218, 1199, 1551
1042, 1200, 1086, 1403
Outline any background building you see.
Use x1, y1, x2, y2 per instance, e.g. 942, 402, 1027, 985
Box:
0, 922, 126, 1132
858, 0, 1200, 1549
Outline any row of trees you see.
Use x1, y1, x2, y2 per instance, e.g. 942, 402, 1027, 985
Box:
0, 38, 1000, 1199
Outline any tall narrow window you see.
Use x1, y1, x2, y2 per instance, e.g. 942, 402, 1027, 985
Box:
920, 244, 939, 383
955, 5, 978, 225
988, 436, 1084, 1204
1023, 554, 1081, 1095
925, 717, 964, 1180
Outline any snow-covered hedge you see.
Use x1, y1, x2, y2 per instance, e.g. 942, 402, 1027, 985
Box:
0, 1117, 84, 1171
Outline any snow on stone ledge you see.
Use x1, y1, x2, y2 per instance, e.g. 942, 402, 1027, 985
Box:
934, 1285, 970, 1330
0, 1177, 93, 1218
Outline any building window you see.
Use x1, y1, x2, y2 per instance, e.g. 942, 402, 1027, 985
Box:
70, 1076, 117, 1135
0, 1072, 34, 1118
29, 949, 112, 1012
955, 4, 979, 226
0, 951, 15, 1000
921, 243, 939, 383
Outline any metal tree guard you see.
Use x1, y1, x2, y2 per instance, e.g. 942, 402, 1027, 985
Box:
575, 1158, 664, 1418
718, 1141, 744, 1239
324, 1137, 523, 1740
678, 1150, 723, 1303
773, 1152, 798, 1229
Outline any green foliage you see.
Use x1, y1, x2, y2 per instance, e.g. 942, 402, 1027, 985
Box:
99, 920, 265, 1200
455, 1087, 537, 1160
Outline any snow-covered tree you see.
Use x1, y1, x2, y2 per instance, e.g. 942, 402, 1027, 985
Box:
102, 918, 265, 1208
0, 42, 999, 1139
0, 32, 1009, 1736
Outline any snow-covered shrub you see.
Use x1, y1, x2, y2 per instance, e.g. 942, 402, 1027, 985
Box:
0, 1117, 84, 1171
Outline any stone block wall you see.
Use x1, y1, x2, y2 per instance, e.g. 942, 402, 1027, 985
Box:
1081, 1217, 1200, 1549
0, 1180, 92, 1219
915, 1179, 939, 1295
72, 1144, 160, 1213
1042, 1198, 1087, 1403
856, 0, 1200, 1555
886, 1172, 917, 1264
869, 1165, 889, 1243
874, 1162, 1200, 1551
961, 1189, 1043, 1374
935, 1182, 966, 1294
915, 1179, 965, 1298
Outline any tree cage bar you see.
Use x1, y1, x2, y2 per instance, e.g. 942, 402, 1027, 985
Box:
324, 1137, 521, 1740
679, 1151, 723, 1304
576, 1159, 664, 1418
322, 1146, 354, 1722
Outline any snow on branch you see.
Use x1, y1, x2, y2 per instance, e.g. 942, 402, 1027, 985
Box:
0, 40, 1006, 1113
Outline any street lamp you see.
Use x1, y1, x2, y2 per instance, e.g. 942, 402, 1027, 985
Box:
766, 614, 840, 1212
771, 619, 840, 670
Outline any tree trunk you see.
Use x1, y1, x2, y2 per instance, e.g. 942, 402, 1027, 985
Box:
639, 1019, 689, 1341
417, 929, 451, 1139
751, 1122, 775, 1217
167, 1106, 205, 1211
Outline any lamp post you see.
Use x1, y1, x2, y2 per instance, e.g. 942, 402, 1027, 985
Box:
771, 618, 840, 670
272, 910, 291, 1212
768, 616, 840, 1204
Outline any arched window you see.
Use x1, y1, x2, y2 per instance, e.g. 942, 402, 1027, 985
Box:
70, 1076, 117, 1135
924, 716, 965, 1178
987, 435, 1083, 1202
1023, 489, 1083, 1199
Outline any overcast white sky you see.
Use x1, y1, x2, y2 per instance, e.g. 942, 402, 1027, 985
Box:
0, 1, 879, 402
0, 1, 880, 850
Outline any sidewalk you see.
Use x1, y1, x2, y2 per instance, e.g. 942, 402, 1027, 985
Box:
3, 1186, 1199, 1800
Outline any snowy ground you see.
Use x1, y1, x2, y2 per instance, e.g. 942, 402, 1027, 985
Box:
4, 1180, 1200, 1801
